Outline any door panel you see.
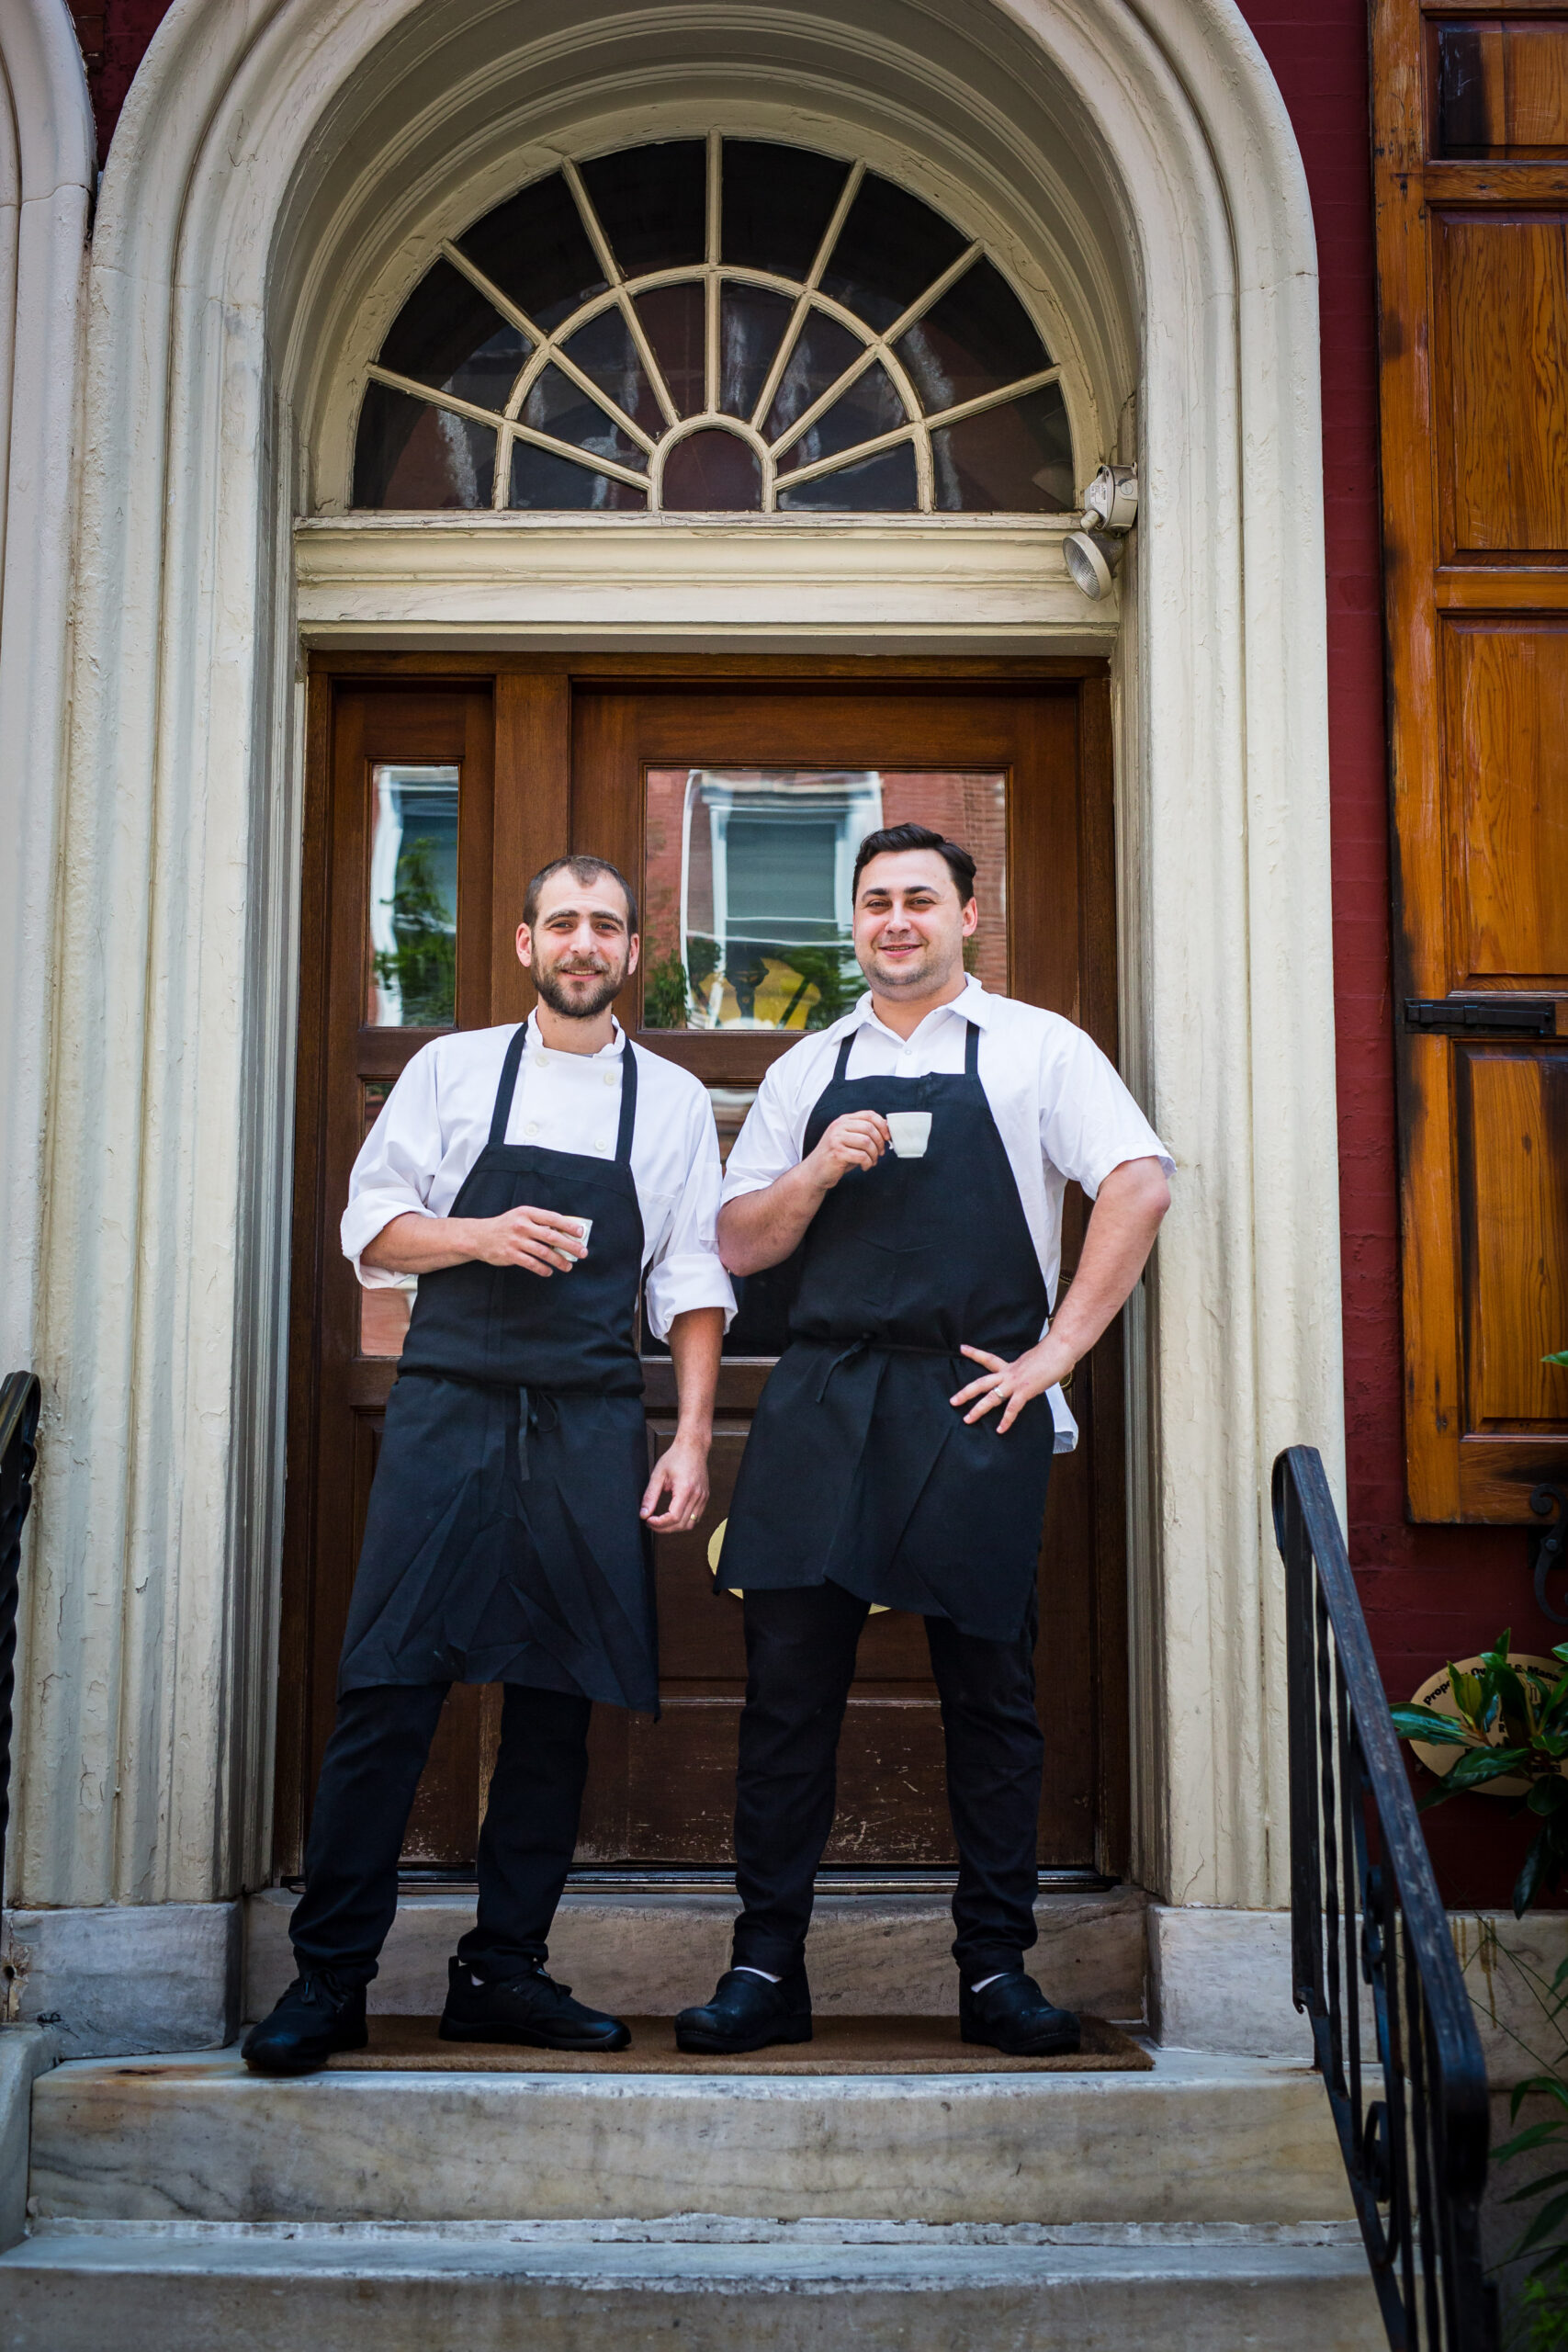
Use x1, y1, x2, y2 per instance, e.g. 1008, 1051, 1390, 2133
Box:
279, 659, 1124, 1882
1375, 0, 1568, 1519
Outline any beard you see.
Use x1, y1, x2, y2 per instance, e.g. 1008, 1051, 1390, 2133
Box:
533, 955, 626, 1022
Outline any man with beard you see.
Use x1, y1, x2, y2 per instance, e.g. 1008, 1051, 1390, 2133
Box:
675, 823, 1170, 2059
245, 856, 732, 2073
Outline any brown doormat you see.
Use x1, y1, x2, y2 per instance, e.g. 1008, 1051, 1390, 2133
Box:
325, 2013, 1151, 2075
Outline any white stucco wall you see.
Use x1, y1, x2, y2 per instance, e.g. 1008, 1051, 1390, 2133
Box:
2, 0, 1340, 1926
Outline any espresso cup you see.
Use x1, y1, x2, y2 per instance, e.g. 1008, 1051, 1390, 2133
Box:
886, 1111, 932, 1159
562, 1216, 592, 1265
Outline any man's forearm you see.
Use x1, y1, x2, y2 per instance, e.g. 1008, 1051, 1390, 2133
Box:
717, 1165, 826, 1275
361, 1212, 479, 1275
1041, 1159, 1170, 1371
666, 1306, 724, 1445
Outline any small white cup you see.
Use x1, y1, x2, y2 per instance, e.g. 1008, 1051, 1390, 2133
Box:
561, 1216, 592, 1266
886, 1111, 932, 1159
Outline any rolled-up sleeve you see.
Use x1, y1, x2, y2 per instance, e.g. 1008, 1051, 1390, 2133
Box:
1040, 1026, 1173, 1198
643, 1092, 738, 1340
341, 1044, 443, 1288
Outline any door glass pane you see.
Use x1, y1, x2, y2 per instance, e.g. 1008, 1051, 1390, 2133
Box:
642, 767, 1007, 1030
367, 764, 459, 1026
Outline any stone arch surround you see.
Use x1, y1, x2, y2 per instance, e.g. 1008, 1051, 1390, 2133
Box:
11, 0, 1341, 1935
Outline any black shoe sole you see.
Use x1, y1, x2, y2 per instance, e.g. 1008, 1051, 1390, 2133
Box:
673, 2016, 814, 2055
438, 2014, 631, 2053
242, 2026, 368, 2077
960, 2024, 1082, 2057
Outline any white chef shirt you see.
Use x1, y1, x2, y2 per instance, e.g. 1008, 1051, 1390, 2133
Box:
720, 978, 1172, 1451
343, 1015, 736, 1342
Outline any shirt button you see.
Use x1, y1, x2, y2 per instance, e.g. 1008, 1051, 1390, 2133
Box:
603, 1069, 617, 1086
525, 1122, 540, 1139
594, 1136, 609, 1154
533, 1054, 547, 1069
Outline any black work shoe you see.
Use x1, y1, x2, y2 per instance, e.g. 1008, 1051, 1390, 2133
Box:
243, 1971, 367, 2075
675, 1966, 813, 2054
438, 1956, 630, 2052
960, 1970, 1081, 2056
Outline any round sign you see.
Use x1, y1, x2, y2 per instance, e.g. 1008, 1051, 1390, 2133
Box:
1407, 1655, 1564, 1796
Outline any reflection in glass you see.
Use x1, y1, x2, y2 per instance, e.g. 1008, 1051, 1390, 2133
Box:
579, 141, 706, 278
358, 1083, 419, 1359
377, 257, 528, 408
637, 282, 707, 417
721, 140, 849, 278
932, 382, 1075, 513
455, 172, 606, 331
642, 768, 1007, 1032
357, 138, 1075, 517
367, 766, 459, 1026
895, 257, 1047, 413
776, 444, 919, 513
661, 430, 763, 512
353, 384, 495, 509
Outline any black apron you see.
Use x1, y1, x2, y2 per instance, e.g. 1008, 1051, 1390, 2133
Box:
338, 1023, 657, 1712
719, 1020, 1054, 1642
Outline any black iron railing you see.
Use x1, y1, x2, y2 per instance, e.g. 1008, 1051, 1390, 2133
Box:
1274, 1444, 1497, 2352
0, 1372, 41, 1928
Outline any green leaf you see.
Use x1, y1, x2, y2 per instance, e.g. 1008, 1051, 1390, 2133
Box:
1390, 1704, 1475, 1745
1497, 2120, 1568, 2163
1441, 1745, 1529, 1792
1529, 1777, 1568, 1815
1503, 2170, 1568, 2204
1517, 1828, 1566, 1917
1543, 1351, 1568, 1367
1513, 2190, 1568, 2255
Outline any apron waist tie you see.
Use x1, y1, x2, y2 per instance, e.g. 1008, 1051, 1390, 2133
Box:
515, 1386, 559, 1483
811, 1338, 963, 1403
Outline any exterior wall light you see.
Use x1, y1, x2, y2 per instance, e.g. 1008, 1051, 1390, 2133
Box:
1063, 464, 1138, 601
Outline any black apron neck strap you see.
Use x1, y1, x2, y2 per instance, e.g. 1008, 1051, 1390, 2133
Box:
489, 1023, 529, 1147
964, 1019, 981, 1077
614, 1037, 639, 1164
833, 1029, 857, 1082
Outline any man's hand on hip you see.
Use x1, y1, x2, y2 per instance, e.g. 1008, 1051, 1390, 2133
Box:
641, 1433, 711, 1532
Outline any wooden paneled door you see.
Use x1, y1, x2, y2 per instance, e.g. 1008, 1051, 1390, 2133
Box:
1373, 2, 1568, 1519
276, 657, 1126, 1883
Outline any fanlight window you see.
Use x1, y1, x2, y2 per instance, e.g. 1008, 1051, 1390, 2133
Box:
354, 137, 1075, 515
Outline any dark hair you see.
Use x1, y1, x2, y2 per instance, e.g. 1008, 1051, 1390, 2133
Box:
852, 822, 976, 906
522, 854, 638, 933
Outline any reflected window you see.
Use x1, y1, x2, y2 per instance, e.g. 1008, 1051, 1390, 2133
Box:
642, 768, 1008, 1031
367, 765, 459, 1026
355, 136, 1075, 515
358, 1079, 420, 1358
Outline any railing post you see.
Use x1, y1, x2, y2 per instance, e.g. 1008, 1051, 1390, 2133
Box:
0, 1373, 42, 1935
1274, 1442, 1497, 2352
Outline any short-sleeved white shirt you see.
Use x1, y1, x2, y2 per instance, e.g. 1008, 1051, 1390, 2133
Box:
720, 978, 1172, 1450
342, 1015, 736, 1343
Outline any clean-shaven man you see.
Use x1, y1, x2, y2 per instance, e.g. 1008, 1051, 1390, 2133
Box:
246, 856, 733, 2073
675, 822, 1170, 2058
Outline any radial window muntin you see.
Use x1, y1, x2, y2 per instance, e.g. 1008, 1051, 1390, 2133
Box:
358, 135, 1073, 514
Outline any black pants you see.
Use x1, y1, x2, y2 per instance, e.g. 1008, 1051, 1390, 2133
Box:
731, 1581, 1043, 1984
288, 1681, 592, 1987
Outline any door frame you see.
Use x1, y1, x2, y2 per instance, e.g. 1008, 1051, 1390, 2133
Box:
275, 648, 1127, 1879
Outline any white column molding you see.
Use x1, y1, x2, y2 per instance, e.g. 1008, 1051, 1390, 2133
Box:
16, 0, 1338, 1922
0, 0, 92, 1370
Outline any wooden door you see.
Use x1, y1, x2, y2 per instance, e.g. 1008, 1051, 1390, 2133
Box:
1374, 2, 1568, 1519
277, 658, 1125, 1883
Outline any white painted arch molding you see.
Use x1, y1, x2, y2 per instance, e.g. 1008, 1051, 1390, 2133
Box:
19, 0, 1340, 1916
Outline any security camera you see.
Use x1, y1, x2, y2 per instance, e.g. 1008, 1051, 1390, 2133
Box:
1063, 464, 1137, 600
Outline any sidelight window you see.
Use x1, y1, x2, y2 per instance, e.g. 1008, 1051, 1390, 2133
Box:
354, 136, 1074, 515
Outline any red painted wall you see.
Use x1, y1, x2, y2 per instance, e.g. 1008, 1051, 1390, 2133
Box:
75, 0, 1546, 1903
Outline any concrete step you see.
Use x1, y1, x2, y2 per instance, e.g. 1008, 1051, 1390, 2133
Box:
244, 1883, 1150, 2021
0, 2219, 1386, 2349
29, 2044, 1354, 2227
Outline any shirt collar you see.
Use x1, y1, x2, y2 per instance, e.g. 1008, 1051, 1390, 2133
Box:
849, 974, 991, 1043
525, 1010, 626, 1059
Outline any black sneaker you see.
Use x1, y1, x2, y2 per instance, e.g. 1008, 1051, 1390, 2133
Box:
674, 1966, 813, 2054
960, 1970, 1081, 2056
438, 1956, 630, 2052
243, 1970, 368, 2075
